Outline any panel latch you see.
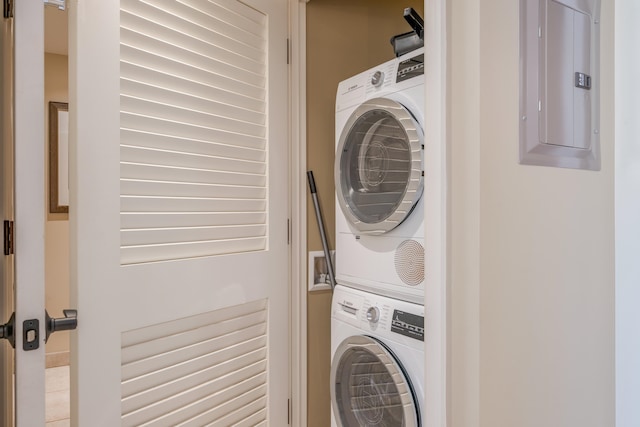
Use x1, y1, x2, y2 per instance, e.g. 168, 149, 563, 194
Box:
575, 72, 592, 90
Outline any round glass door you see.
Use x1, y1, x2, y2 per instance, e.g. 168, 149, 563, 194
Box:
335, 97, 423, 235
330, 335, 419, 427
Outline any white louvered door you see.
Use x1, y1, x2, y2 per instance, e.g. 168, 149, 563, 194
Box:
69, 0, 289, 425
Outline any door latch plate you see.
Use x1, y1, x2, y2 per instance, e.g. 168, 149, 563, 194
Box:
22, 319, 39, 351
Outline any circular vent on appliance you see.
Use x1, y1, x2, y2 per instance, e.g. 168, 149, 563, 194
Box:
394, 240, 425, 286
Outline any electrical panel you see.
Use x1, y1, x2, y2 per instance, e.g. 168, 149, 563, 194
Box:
520, 0, 601, 170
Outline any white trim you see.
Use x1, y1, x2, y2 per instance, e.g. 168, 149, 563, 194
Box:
14, 1, 47, 425
424, 0, 449, 426
289, 0, 307, 425
615, 1, 640, 425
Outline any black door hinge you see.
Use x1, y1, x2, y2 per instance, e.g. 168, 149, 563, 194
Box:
4, 220, 13, 255
3, 0, 13, 18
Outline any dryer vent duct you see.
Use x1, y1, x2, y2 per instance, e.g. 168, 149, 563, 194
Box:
394, 240, 425, 286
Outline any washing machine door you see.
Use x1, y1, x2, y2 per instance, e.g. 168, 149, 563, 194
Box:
331, 335, 420, 427
336, 97, 423, 235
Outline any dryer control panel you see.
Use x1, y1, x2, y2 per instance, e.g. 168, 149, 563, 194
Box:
335, 47, 425, 113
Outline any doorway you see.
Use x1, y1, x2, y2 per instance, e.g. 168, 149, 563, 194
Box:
44, 4, 70, 426
304, 2, 424, 426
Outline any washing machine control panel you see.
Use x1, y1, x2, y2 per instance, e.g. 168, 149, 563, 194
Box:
333, 286, 425, 343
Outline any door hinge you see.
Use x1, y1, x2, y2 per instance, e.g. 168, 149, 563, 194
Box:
287, 398, 290, 424
287, 219, 291, 245
4, 220, 13, 255
3, 0, 12, 19
286, 38, 290, 65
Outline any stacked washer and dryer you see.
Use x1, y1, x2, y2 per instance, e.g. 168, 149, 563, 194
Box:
330, 47, 426, 427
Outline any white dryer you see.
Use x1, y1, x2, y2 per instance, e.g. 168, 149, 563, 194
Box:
331, 285, 425, 427
335, 48, 425, 303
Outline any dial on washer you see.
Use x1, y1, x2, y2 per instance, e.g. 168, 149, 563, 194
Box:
371, 71, 384, 87
366, 306, 380, 323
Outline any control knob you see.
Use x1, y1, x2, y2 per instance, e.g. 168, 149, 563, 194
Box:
366, 306, 380, 323
371, 71, 384, 87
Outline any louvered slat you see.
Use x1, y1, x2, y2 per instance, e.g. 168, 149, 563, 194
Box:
120, 212, 266, 229
120, 0, 268, 264
122, 336, 266, 396
121, 79, 265, 125
121, 299, 268, 426
121, 94, 265, 137
121, 224, 266, 246
121, 237, 266, 264
122, 350, 266, 414
120, 61, 265, 114
178, 393, 267, 426
120, 196, 265, 213
121, 164, 266, 187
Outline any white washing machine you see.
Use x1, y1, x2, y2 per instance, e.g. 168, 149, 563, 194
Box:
331, 285, 425, 427
335, 48, 425, 304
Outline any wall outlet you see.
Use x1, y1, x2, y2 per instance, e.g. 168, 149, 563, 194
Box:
308, 250, 335, 292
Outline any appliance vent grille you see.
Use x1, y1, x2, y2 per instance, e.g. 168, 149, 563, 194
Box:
394, 239, 425, 286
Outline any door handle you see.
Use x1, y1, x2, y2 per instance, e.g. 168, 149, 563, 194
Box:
0, 312, 15, 348
45, 309, 77, 343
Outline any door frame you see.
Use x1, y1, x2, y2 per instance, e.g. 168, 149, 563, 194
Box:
291, 0, 449, 426
289, 1, 307, 425
423, 0, 449, 426
0, 13, 15, 427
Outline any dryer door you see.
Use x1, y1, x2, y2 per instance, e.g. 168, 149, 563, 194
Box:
335, 97, 423, 235
330, 335, 420, 427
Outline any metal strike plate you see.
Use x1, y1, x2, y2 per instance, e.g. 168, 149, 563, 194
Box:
23, 319, 39, 351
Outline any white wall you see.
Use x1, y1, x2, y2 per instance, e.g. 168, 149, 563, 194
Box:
615, 2, 640, 426
450, 1, 615, 426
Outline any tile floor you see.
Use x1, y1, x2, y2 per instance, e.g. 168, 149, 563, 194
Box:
45, 366, 70, 427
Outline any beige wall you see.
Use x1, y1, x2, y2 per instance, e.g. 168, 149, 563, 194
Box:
451, 1, 615, 426
305, 1, 423, 425
44, 52, 70, 359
